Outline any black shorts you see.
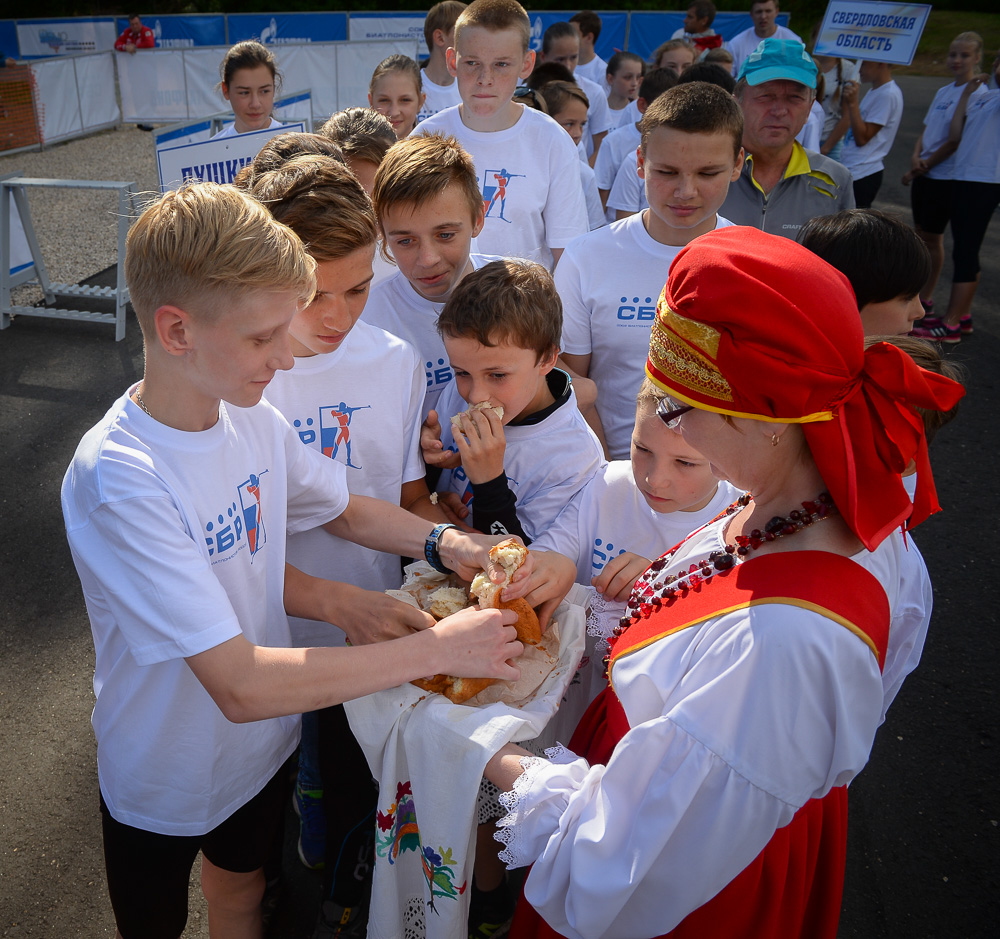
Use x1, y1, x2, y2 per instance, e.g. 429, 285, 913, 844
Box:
911, 175, 954, 235
100, 766, 286, 939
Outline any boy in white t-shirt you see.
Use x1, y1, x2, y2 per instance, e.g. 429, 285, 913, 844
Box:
530, 377, 740, 729
835, 60, 904, 208
594, 68, 678, 221
247, 155, 454, 930
423, 258, 606, 544
364, 132, 491, 420
416, 0, 588, 270
418, 1, 467, 123
569, 10, 608, 87
557, 82, 744, 459
60, 183, 523, 939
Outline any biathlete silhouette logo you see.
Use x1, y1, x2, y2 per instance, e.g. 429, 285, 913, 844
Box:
320, 402, 371, 469
482, 168, 525, 223
238, 470, 269, 560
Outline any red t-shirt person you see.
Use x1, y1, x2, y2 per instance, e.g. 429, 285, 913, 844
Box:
115, 16, 155, 54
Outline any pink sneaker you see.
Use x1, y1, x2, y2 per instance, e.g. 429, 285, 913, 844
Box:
911, 323, 961, 344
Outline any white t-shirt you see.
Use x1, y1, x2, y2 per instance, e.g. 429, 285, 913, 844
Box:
417, 70, 462, 124
556, 212, 735, 459
796, 99, 825, 152
416, 105, 588, 269
577, 72, 616, 159
363, 253, 496, 418
819, 59, 860, 139
580, 160, 607, 230
728, 25, 802, 77
952, 88, 1000, 184
263, 322, 425, 648
434, 375, 606, 542
212, 116, 283, 139
533, 462, 739, 585
575, 53, 609, 88
606, 149, 648, 216
594, 121, 641, 223
498, 520, 931, 937
841, 80, 904, 181
607, 103, 636, 131
61, 391, 349, 835
371, 244, 398, 289
921, 80, 989, 180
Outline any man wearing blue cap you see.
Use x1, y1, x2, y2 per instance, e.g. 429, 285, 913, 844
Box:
721, 37, 855, 238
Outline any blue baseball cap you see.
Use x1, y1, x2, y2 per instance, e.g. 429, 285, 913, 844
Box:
738, 38, 817, 88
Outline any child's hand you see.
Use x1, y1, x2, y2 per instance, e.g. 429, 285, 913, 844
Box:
592, 552, 652, 602
841, 80, 859, 106
515, 550, 578, 631
430, 606, 523, 681
421, 409, 461, 469
338, 589, 435, 645
452, 407, 506, 484
436, 491, 477, 532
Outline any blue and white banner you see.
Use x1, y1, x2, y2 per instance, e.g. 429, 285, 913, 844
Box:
16, 18, 117, 59
813, 1, 930, 66
523, 11, 628, 57
348, 14, 426, 45
156, 122, 305, 192
115, 15, 226, 49
626, 12, 791, 61
228, 13, 348, 45
0, 20, 18, 60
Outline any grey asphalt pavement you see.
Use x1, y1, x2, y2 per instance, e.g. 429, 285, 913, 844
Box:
1, 75, 997, 938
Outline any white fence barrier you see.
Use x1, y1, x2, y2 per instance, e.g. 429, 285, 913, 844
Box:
117, 39, 420, 125
29, 52, 119, 146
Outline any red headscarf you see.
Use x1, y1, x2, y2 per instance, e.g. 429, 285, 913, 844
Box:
645, 227, 965, 550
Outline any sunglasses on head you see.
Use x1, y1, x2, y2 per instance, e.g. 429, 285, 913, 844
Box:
656, 395, 694, 428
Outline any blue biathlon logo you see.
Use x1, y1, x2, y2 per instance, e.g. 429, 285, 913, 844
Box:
205, 470, 269, 561
592, 537, 626, 576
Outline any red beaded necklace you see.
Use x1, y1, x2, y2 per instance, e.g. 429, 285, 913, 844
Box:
604, 492, 839, 672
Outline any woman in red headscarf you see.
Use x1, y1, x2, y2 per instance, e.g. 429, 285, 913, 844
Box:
484, 227, 964, 939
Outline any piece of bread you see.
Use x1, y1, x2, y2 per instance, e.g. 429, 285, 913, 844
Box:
450, 401, 504, 430
428, 586, 471, 620
489, 538, 528, 583
498, 596, 542, 645
411, 673, 496, 704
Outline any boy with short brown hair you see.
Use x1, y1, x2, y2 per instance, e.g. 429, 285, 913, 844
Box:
416, 0, 587, 269
424, 258, 605, 543
364, 132, 490, 419
420, 1, 467, 122
558, 82, 744, 459
61, 182, 522, 938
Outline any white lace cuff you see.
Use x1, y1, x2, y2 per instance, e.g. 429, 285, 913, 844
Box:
586, 591, 627, 656
493, 746, 588, 869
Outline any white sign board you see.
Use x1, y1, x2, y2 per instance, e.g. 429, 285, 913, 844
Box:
7, 196, 33, 278
16, 19, 117, 58
813, 1, 931, 66
156, 123, 305, 192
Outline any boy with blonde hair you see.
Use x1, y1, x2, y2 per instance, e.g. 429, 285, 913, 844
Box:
416, 0, 587, 269
558, 82, 744, 459
424, 258, 605, 543
419, 1, 467, 122
61, 183, 523, 939
364, 132, 490, 419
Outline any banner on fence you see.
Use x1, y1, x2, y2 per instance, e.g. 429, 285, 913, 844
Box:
156, 122, 305, 191
115, 14, 226, 49
229, 13, 348, 45
813, 1, 930, 65
16, 18, 116, 58
626, 12, 790, 61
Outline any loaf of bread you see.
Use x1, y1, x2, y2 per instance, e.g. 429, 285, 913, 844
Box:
410, 538, 537, 703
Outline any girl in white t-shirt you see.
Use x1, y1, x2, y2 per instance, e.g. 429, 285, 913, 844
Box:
605, 52, 643, 121
902, 32, 985, 318
913, 50, 1000, 344
212, 41, 284, 139
368, 54, 426, 140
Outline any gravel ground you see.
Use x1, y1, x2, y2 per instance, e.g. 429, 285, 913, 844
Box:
1, 125, 158, 307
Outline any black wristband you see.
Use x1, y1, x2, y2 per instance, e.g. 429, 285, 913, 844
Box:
424, 523, 458, 574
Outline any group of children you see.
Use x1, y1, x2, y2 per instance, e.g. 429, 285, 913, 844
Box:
63, 2, 979, 938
